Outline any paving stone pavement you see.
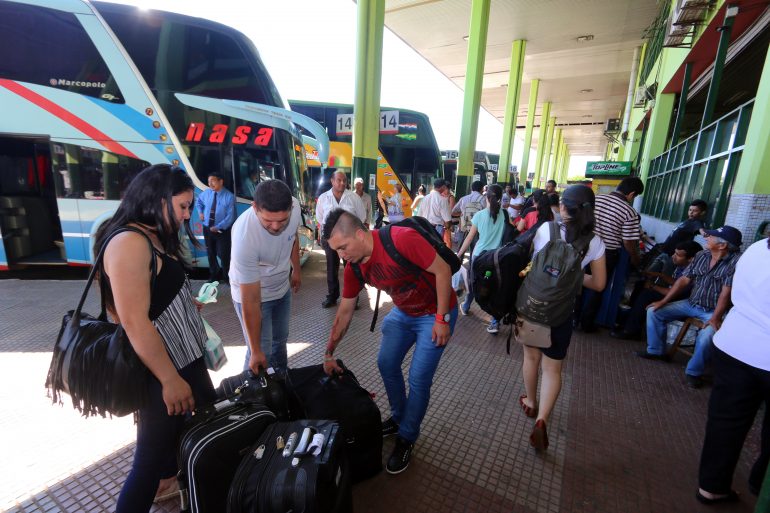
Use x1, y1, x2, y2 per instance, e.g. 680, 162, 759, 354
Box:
0, 248, 762, 513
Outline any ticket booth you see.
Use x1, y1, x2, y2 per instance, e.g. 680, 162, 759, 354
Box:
585, 161, 632, 194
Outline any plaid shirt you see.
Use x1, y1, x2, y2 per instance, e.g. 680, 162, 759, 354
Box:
685, 249, 740, 311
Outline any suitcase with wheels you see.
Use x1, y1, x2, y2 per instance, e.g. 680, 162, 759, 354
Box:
178, 398, 276, 513
227, 419, 352, 513
286, 361, 382, 482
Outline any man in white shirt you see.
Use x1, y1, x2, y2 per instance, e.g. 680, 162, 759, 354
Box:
697, 237, 767, 504
353, 177, 372, 227
509, 188, 525, 216
316, 171, 366, 307
416, 178, 452, 237
386, 183, 406, 223
229, 180, 302, 374
452, 180, 486, 258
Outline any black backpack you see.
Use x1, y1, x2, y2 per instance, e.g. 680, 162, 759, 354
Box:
352, 217, 461, 331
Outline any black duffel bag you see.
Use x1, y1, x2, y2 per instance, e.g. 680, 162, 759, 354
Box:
46, 227, 153, 417
215, 368, 291, 420
286, 360, 382, 482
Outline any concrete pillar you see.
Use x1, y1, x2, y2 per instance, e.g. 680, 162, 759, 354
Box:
352, 0, 385, 196
725, 44, 770, 247
532, 100, 551, 188
499, 40, 526, 184
457, 0, 491, 197
519, 78, 540, 188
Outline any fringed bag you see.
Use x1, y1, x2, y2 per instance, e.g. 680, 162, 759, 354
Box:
46, 227, 155, 417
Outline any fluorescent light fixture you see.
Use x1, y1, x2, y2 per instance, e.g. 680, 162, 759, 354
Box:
580, 89, 594, 93
463, 35, 470, 41
725, 5, 739, 18
576, 35, 594, 43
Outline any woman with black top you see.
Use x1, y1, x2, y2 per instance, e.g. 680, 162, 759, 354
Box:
93, 165, 216, 512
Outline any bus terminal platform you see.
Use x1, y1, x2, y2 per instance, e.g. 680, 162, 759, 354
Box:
0, 248, 762, 513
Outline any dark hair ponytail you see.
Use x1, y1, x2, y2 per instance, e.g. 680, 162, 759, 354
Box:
563, 203, 595, 243
486, 184, 503, 222
534, 190, 554, 223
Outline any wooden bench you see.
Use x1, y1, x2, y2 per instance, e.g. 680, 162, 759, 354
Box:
667, 317, 705, 358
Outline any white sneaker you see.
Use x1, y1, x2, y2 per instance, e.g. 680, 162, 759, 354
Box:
460, 304, 469, 316
486, 321, 499, 334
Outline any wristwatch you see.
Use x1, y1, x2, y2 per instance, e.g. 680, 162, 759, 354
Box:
435, 312, 450, 324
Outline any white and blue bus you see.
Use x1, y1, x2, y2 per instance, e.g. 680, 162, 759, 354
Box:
0, 0, 327, 270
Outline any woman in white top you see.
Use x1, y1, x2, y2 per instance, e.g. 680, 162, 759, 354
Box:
697, 236, 770, 504
519, 185, 607, 451
411, 185, 426, 217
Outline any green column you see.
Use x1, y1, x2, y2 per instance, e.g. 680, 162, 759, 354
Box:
532, 101, 552, 188
733, 45, 770, 195
102, 152, 119, 200
561, 147, 570, 184
499, 40, 526, 184
550, 128, 562, 188
671, 61, 693, 147
519, 78, 540, 188
352, 0, 385, 193
639, 93, 676, 182
456, 0, 491, 197
702, 9, 736, 129
542, 116, 556, 181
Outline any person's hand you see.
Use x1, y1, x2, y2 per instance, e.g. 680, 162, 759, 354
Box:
248, 350, 268, 375
432, 321, 451, 346
210, 227, 220, 234
643, 280, 654, 290
291, 268, 302, 293
199, 213, 204, 222
323, 355, 343, 376
161, 374, 194, 415
707, 316, 723, 331
193, 298, 204, 311
647, 300, 666, 312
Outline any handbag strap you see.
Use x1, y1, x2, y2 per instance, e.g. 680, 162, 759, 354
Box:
73, 226, 158, 318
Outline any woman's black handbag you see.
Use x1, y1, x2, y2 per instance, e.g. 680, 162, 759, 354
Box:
46, 227, 156, 417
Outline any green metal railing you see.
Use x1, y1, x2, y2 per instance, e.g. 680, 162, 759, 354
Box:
642, 99, 755, 227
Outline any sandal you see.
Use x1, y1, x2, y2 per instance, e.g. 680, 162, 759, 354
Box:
519, 395, 538, 418
695, 489, 739, 505
530, 419, 549, 451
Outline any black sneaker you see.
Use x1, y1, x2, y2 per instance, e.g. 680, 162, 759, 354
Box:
634, 350, 671, 362
381, 417, 399, 438
321, 296, 338, 308
386, 436, 414, 475
685, 374, 703, 389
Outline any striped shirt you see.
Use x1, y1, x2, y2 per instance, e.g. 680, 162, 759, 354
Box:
594, 191, 641, 250
685, 249, 740, 311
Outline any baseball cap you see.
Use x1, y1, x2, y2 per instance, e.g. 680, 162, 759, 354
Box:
703, 225, 742, 247
353, 177, 364, 185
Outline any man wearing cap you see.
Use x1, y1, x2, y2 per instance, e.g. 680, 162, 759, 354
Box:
638, 225, 743, 388
196, 171, 236, 283
316, 171, 367, 308
353, 177, 372, 227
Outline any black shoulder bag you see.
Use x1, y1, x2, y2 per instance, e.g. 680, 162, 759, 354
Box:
46, 227, 156, 418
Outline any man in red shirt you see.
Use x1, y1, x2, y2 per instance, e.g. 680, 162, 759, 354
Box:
321, 209, 458, 474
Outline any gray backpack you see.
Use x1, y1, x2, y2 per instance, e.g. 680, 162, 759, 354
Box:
515, 222, 593, 326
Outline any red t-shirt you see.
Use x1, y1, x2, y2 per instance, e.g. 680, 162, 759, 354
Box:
342, 227, 458, 317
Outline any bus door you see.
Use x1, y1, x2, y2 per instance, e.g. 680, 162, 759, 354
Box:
0, 136, 63, 268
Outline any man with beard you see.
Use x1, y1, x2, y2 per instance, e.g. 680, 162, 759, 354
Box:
229, 180, 302, 374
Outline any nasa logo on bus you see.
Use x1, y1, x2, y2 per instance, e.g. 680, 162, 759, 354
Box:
184, 122, 274, 147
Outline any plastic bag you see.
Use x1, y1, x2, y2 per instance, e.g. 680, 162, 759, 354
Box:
202, 318, 227, 371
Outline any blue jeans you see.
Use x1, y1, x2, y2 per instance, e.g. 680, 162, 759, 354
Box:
116, 358, 215, 513
645, 299, 716, 377
378, 305, 458, 443
234, 288, 291, 373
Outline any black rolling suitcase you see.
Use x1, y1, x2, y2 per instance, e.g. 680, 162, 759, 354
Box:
286, 361, 382, 482
227, 419, 352, 513
178, 398, 276, 513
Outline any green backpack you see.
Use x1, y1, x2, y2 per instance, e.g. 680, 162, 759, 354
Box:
515, 222, 593, 327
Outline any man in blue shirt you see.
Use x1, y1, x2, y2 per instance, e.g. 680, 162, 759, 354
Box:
196, 172, 236, 283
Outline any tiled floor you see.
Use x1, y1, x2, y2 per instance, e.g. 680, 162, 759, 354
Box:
0, 248, 762, 513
